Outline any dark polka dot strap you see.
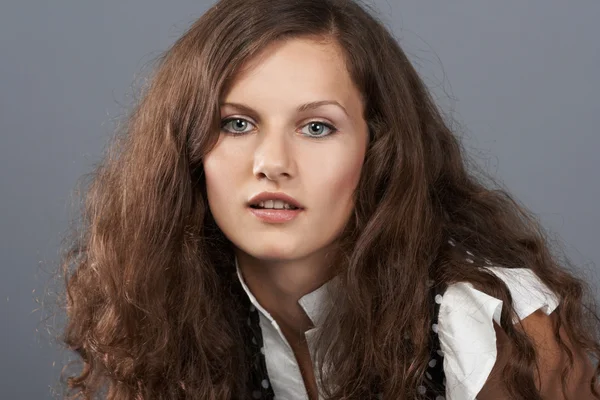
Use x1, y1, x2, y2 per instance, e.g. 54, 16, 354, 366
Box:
246, 302, 276, 399
422, 281, 447, 399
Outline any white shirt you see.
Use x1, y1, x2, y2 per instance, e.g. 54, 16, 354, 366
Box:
235, 246, 560, 400
235, 257, 333, 399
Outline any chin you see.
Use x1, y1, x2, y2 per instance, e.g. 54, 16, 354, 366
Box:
243, 242, 305, 261
254, 248, 298, 261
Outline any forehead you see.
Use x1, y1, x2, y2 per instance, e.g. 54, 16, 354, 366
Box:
222, 38, 359, 107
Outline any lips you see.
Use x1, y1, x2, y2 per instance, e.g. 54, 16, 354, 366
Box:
247, 192, 304, 209
248, 207, 302, 223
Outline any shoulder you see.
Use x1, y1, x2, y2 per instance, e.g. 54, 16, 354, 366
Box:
439, 266, 560, 325
476, 307, 598, 399
435, 241, 563, 399
435, 245, 597, 399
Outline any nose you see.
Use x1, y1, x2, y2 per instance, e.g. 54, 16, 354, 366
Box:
252, 130, 293, 182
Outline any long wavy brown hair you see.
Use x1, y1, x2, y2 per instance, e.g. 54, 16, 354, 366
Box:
55, 0, 600, 398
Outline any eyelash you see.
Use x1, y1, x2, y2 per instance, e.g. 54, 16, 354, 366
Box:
220, 117, 339, 139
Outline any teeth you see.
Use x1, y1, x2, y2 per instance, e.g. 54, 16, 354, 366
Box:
256, 200, 297, 209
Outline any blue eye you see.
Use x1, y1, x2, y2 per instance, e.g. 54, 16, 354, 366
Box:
220, 118, 252, 134
300, 121, 338, 138
220, 118, 338, 139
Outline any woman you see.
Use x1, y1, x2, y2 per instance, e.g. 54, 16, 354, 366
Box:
58, 0, 600, 398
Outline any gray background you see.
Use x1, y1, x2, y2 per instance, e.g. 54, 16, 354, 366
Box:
1, 0, 598, 397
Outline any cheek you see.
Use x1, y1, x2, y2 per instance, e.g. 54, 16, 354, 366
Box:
202, 151, 234, 213
316, 154, 364, 210
202, 156, 219, 204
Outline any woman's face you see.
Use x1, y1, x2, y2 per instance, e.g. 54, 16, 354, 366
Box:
203, 37, 369, 262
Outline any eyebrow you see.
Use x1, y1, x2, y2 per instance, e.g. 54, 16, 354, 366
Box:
220, 100, 349, 117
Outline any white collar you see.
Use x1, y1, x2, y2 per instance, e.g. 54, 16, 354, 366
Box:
235, 256, 336, 328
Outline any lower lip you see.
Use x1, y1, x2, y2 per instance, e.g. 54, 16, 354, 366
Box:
248, 207, 303, 223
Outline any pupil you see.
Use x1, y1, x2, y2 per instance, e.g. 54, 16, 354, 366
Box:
310, 123, 322, 134
234, 119, 245, 131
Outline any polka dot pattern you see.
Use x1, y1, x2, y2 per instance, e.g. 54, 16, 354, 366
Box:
241, 237, 485, 399
419, 267, 447, 399
245, 295, 275, 399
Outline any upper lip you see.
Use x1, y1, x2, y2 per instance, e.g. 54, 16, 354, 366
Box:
248, 192, 304, 209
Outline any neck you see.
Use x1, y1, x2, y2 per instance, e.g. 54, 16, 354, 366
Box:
235, 247, 335, 338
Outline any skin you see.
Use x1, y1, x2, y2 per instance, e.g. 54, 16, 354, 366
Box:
202, 37, 369, 399
478, 310, 598, 399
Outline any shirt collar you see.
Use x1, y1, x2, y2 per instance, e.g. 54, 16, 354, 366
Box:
235, 255, 337, 328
